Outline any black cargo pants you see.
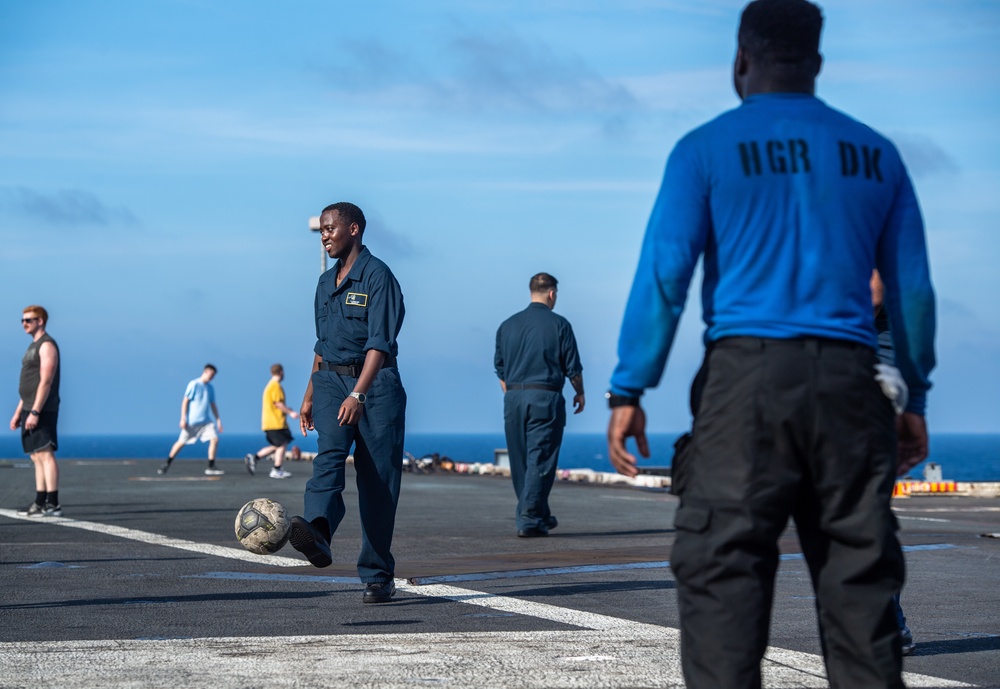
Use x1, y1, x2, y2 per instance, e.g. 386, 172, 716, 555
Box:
670, 337, 904, 689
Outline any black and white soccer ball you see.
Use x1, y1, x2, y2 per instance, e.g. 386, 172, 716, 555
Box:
235, 498, 290, 554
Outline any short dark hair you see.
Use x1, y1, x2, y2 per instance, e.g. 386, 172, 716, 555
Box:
204, 363, 217, 374
529, 272, 558, 294
738, 0, 823, 76
270, 363, 283, 375
321, 202, 366, 234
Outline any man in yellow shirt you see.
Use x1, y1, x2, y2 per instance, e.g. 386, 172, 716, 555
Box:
245, 364, 299, 479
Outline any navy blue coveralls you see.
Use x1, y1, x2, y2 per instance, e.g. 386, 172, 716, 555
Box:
495, 303, 582, 532
306, 247, 406, 584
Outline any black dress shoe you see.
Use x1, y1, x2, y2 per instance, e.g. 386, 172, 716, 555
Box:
545, 515, 558, 530
363, 580, 396, 604
288, 516, 333, 568
517, 526, 549, 538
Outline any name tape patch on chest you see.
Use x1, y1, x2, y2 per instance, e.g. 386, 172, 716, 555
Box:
345, 292, 368, 307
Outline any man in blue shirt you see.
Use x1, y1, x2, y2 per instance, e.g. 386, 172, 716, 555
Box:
606, 1, 935, 687
290, 201, 407, 605
495, 273, 585, 537
158, 364, 224, 476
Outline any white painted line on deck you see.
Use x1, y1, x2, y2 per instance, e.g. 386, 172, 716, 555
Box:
390, 582, 969, 688
0, 508, 304, 568
0, 509, 973, 688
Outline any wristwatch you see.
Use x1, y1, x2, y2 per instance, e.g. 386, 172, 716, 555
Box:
605, 391, 640, 408
28, 410, 40, 416
349, 392, 367, 404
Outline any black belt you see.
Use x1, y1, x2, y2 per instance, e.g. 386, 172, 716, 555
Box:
506, 383, 561, 392
711, 336, 871, 354
319, 356, 396, 377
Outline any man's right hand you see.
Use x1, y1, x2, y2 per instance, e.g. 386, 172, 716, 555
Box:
896, 412, 929, 476
179, 419, 187, 430
607, 405, 650, 478
299, 398, 314, 436
10, 412, 20, 431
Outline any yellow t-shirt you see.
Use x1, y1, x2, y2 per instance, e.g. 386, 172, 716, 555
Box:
262, 378, 287, 431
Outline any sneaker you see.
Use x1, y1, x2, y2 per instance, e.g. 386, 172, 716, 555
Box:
42, 503, 62, 517
244, 453, 258, 475
17, 502, 45, 517
362, 580, 396, 604
205, 467, 225, 476
900, 626, 916, 655
157, 462, 170, 475
270, 468, 292, 479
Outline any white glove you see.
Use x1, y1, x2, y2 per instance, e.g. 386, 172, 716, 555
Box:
874, 363, 908, 415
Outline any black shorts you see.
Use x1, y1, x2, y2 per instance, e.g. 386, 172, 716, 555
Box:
21, 409, 59, 454
265, 428, 294, 447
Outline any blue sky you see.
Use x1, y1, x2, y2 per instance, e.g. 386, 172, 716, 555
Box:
2, 0, 998, 438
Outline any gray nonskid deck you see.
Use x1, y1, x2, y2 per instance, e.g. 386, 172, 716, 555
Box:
1, 459, 997, 688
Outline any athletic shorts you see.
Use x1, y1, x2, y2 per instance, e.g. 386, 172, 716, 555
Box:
265, 428, 294, 447
21, 409, 58, 454
176, 422, 218, 445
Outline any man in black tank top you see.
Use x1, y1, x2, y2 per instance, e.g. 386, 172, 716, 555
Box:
11, 305, 62, 517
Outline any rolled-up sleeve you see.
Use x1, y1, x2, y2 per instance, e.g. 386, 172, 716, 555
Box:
364, 270, 405, 355
313, 278, 324, 357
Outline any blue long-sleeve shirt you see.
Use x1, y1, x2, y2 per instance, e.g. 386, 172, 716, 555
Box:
610, 93, 936, 414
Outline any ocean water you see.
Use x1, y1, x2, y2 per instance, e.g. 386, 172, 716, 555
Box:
1, 432, 998, 481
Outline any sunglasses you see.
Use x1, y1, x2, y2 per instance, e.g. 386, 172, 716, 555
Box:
21, 317, 38, 323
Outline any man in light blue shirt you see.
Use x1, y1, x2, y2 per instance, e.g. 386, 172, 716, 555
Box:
159, 364, 225, 476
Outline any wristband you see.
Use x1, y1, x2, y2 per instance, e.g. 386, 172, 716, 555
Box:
28, 410, 40, 416
605, 391, 640, 408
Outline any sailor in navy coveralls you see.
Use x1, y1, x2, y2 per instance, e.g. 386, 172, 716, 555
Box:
495, 273, 585, 538
291, 201, 407, 605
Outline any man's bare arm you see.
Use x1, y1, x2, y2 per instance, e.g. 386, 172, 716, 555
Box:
607, 405, 649, 477
300, 354, 321, 436
569, 373, 585, 414
24, 342, 58, 431
896, 412, 929, 476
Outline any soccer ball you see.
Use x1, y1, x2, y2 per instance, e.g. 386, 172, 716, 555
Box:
235, 498, 290, 554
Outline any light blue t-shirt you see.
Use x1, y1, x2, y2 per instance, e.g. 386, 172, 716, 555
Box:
611, 93, 936, 414
184, 378, 216, 425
